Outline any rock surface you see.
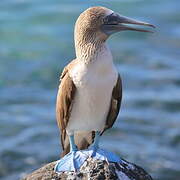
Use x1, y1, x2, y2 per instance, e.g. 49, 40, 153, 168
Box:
22, 157, 153, 180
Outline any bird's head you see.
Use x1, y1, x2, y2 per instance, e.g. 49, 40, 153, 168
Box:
75, 6, 155, 44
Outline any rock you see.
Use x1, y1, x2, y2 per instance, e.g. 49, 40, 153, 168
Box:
22, 157, 153, 180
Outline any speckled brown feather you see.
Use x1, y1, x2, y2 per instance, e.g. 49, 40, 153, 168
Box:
74, 7, 110, 61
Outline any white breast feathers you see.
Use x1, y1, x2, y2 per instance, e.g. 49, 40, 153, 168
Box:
67, 45, 118, 135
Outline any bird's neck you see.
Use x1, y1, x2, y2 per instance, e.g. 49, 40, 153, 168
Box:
74, 31, 109, 64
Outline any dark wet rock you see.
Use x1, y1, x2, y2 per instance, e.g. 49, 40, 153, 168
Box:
22, 157, 153, 180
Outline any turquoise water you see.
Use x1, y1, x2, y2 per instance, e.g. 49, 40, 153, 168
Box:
0, 0, 180, 179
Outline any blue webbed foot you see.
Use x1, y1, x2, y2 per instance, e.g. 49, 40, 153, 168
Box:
54, 150, 89, 172
89, 147, 122, 163
55, 132, 121, 172
55, 148, 122, 172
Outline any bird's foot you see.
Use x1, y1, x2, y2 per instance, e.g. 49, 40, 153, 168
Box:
55, 150, 89, 172
88, 146, 122, 163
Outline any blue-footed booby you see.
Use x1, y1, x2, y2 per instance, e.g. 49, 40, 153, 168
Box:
55, 6, 155, 172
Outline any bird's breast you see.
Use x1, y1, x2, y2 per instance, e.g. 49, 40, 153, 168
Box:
67, 49, 118, 134
70, 44, 116, 87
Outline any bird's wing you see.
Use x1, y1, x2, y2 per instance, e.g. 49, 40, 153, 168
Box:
56, 60, 95, 157
101, 74, 122, 135
56, 64, 76, 156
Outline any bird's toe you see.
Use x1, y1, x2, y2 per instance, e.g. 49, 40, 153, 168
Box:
55, 151, 88, 172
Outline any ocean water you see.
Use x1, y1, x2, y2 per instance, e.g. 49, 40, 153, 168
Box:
0, 0, 180, 179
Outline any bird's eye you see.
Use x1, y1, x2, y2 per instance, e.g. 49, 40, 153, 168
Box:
103, 13, 119, 25
103, 17, 108, 24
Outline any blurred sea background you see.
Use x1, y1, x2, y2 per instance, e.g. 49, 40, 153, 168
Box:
0, 0, 180, 179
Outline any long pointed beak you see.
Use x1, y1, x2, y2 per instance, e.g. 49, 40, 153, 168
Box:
116, 14, 155, 33
102, 13, 156, 35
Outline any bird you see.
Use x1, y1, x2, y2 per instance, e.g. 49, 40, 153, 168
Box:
55, 6, 155, 171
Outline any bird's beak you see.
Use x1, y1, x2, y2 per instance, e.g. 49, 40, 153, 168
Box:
101, 13, 155, 35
